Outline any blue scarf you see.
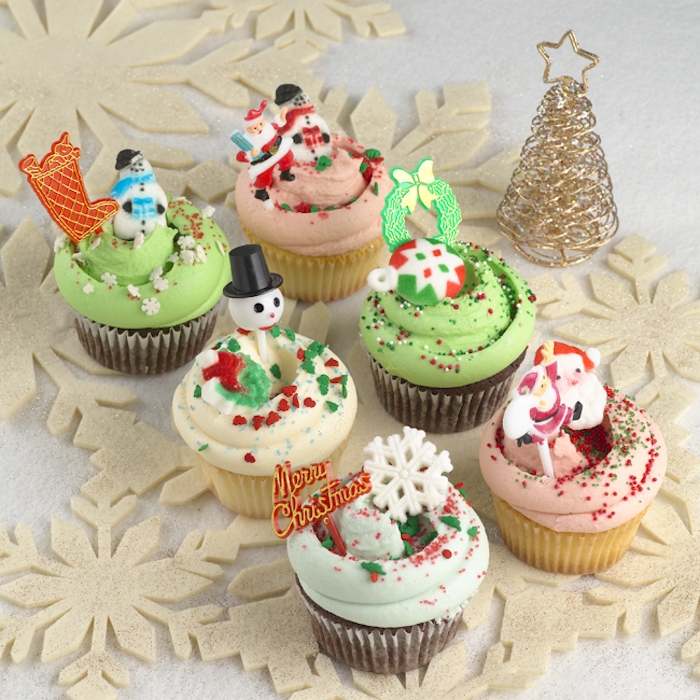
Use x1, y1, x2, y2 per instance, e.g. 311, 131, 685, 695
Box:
110, 171, 157, 200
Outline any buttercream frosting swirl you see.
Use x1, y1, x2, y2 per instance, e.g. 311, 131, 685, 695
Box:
360, 243, 536, 388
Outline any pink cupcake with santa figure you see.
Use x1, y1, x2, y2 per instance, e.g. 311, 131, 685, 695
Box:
480, 340, 667, 574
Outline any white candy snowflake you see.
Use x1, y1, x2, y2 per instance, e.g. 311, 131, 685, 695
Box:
72, 251, 86, 264
202, 205, 215, 218
53, 236, 66, 253
90, 236, 102, 249
195, 244, 207, 263
101, 272, 117, 286
150, 266, 164, 281
180, 249, 195, 266
179, 235, 195, 250
127, 284, 141, 299
82, 283, 94, 294
153, 277, 169, 292
363, 427, 453, 522
167, 253, 180, 264
141, 297, 160, 316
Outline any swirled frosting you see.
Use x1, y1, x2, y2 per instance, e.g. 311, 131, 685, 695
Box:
54, 198, 229, 329
172, 328, 357, 476
480, 387, 667, 533
235, 135, 390, 257
287, 483, 489, 628
360, 243, 536, 388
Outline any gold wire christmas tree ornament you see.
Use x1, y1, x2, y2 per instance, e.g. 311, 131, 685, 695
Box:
497, 30, 619, 266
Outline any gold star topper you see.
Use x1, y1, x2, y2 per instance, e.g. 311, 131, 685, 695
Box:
537, 29, 599, 94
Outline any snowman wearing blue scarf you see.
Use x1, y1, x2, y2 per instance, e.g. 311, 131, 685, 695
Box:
110, 149, 168, 249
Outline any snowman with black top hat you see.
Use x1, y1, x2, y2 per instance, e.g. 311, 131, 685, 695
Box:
224, 244, 284, 363
110, 149, 168, 249
274, 83, 332, 164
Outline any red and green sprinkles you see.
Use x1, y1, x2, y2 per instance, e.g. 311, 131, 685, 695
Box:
361, 561, 387, 583
440, 515, 462, 531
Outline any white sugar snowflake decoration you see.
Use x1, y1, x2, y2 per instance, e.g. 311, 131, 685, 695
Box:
202, 205, 215, 218
90, 236, 102, 250
181, 250, 196, 266
53, 236, 66, 253
167, 253, 180, 264
72, 251, 86, 264
82, 283, 94, 294
363, 427, 453, 522
101, 272, 117, 286
150, 266, 164, 281
127, 284, 141, 299
153, 277, 169, 292
141, 297, 161, 316
179, 235, 196, 250
195, 244, 207, 263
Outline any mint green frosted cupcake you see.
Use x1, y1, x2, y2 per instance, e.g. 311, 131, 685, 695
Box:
54, 197, 230, 374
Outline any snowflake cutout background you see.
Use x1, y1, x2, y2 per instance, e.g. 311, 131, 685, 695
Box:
363, 427, 452, 521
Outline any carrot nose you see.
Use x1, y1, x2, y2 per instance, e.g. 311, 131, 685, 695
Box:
571, 379, 578, 385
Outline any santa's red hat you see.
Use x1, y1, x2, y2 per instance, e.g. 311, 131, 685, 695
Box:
244, 100, 267, 124
534, 341, 600, 372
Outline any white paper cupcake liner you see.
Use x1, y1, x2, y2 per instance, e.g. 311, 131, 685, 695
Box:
74, 306, 218, 374
297, 578, 463, 674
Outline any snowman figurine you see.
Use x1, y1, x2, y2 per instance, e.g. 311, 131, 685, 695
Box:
274, 83, 332, 164
110, 149, 168, 248
224, 245, 284, 364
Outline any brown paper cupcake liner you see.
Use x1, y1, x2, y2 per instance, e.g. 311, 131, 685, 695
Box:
297, 578, 463, 674
242, 225, 385, 302
491, 493, 649, 575
74, 306, 218, 375
365, 347, 526, 433
199, 437, 350, 518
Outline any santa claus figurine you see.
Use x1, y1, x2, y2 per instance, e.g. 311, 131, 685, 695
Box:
503, 340, 604, 478
232, 100, 295, 209
273, 83, 332, 164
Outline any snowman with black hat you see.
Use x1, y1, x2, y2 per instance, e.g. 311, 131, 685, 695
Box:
224, 244, 284, 363
274, 83, 332, 164
110, 149, 168, 248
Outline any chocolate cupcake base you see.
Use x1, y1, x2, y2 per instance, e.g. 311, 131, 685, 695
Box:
297, 578, 463, 674
366, 347, 526, 433
74, 306, 218, 375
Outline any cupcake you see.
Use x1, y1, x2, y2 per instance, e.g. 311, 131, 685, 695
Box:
232, 85, 390, 302
360, 158, 536, 433
479, 340, 667, 574
279, 428, 489, 674
173, 245, 357, 518
20, 134, 229, 374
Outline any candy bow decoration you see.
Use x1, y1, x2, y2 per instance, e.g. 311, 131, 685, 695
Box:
392, 158, 437, 213
19, 132, 119, 243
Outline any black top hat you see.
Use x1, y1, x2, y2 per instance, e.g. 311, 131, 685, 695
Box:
114, 149, 141, 171
223, 244, 283, 299
274, 84, 303, 106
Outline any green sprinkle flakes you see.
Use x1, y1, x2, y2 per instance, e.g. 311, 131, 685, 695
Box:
315, 155, 333, 171
325, 401, 339, 412
440, 515, 462, 531
361, 561, 386, 576
340, 374, 348, 398
197, 443, 208, 452
321, 535, 334, 549
398, 515, 419, 536
300, 360, 315, 374
403, 541, 414, 557
420, 531, 438, 546
270, 364, 281, 380
373, 181, 379, 196
467, 526, 479, 538
269, 326, 281, 338
284, 328, 296, 341
359, 161, 368, 173
280, 203, 292, 211
310, 205, 319, 212
365, 149, 381, 159
307, 340, 325, 358
317, 375, 330, 395
227, 338, 241, 352
193, 385, 202, 398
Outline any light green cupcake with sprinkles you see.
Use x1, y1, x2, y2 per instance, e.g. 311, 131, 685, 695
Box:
360, 157, 536, 433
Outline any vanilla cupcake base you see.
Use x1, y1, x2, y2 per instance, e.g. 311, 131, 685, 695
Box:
366, 348, 525, 433
74, 307, 218, 375
297, 577, 463, 674
242, 226, 384, 302
492, 493, 648, 575
199, 438, 350, 518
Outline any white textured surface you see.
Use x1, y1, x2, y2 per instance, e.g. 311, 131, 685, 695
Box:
1, 1, 700, 699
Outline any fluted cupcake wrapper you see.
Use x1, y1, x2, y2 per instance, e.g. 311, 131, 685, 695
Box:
198, 437, 350, 518
365, 348, 525, 433
297, 579, 463, 674
74, 306, 218, 375
492, 493, 649, 575
242, 225, 385, 303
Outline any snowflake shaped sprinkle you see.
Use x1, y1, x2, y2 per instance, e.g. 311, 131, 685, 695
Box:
179, 235, 196, 250
153, 277, 169, 292
82, 283, 94, 294
141, 297, 160, 316
72, 251, 86, 264
195, 244, 207, 263
167, 253, 180, 264
53, 236, 66, 253
127, 284, 141, 299
363, 427, 452, 522
181, 250, 195, 266
90, 236, 102, 250
150, 266, 164, 281
202, 205, 215, 218
101, 272, 117, 286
